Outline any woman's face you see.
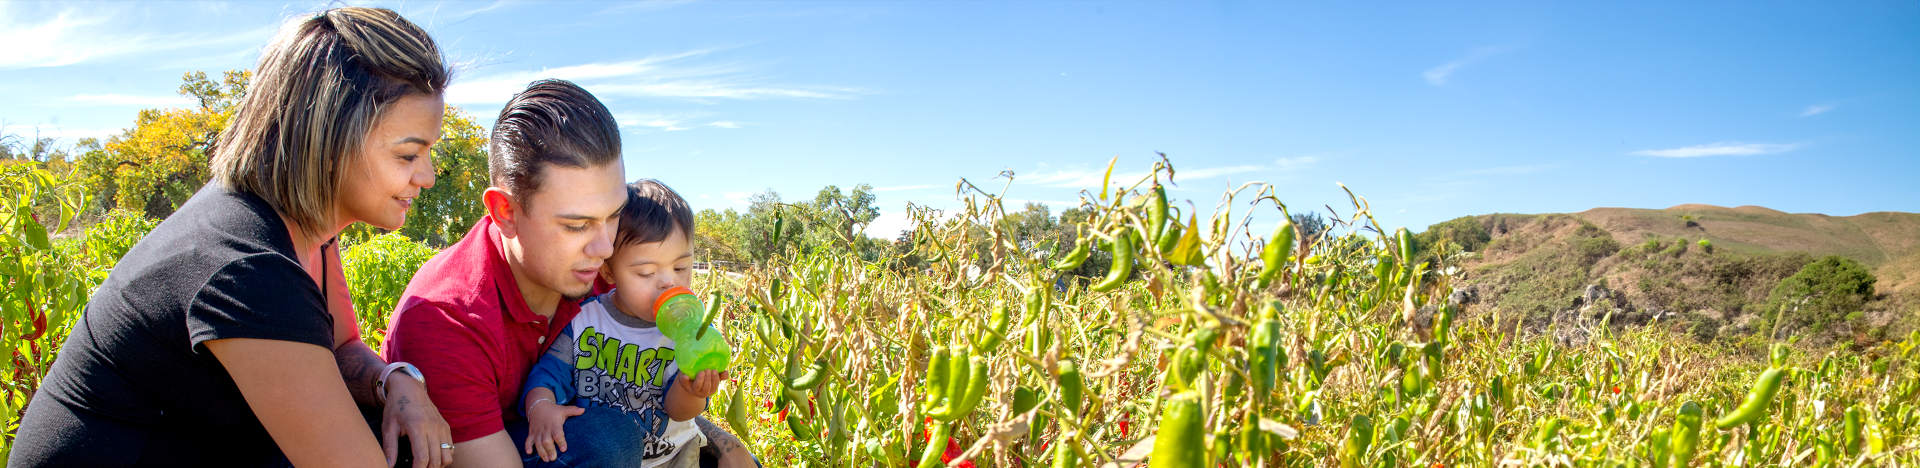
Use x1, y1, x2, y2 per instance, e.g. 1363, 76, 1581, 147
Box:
337, 93, 443, 231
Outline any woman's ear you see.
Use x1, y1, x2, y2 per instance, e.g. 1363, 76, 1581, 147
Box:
483, 188, 519, 238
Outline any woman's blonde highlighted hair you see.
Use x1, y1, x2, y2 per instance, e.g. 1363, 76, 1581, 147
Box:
211, 7, 450, 237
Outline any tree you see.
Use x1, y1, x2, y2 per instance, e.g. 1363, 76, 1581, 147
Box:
1763, 255, 1877, 335
1291, 211, 1330, 243
74, 70, 247, 218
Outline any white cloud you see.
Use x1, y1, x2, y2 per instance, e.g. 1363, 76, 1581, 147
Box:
1177, 165, 1265, 181
1423, 46, 1516, 86
1022, 163, 1263, 189
1801, 104, 1836, 117
1629, 142, 1802, 158
66, 94, 194, 106
1454, 164, 1557, 175
614, 112, 744, 132
0, 6, 270, 69
446, 49, 865, 105
721, 191, 755, 205
871, 184, 938, 192
3, 124, 118, 141
862, 210, 914, 238
1271, 156, 1320, 170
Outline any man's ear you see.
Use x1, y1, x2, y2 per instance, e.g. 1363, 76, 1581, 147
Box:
483, 187, 520, 238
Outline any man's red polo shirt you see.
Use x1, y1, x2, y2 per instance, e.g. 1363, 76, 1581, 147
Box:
382, 216, 583, 443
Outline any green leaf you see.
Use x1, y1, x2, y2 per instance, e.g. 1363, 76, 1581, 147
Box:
19, 207, 50, 251
1171, 214, 1205, 266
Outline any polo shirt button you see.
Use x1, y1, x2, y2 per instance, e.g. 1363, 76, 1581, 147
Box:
538, 336, 546, 344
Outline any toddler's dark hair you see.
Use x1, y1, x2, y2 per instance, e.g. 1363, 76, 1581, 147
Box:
615, 179, 695, 249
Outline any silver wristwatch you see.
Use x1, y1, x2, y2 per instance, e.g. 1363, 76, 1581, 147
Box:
376, 362, 425, 405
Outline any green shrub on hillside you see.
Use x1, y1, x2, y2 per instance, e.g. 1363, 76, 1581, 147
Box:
1763, 255, 1877, 336
341, 233, 438, 348
1417, 215, 1493, 253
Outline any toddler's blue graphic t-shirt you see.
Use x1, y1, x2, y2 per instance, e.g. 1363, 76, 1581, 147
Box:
523, 291, 704, 467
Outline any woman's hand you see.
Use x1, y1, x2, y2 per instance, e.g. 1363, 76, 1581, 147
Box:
383, 375, 454, 468
523, 388, 585, 462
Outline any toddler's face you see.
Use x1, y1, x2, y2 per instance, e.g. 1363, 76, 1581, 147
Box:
602, 227, 694, 322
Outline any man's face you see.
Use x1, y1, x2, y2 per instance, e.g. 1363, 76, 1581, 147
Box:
499, 163, 627, 300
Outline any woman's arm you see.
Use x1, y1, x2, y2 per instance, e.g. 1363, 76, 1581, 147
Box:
207, 337, 386, 468
319, 242, 453, 468
318, 240, 388, 405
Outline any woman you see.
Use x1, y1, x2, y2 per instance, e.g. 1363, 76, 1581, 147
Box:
12, 8, 456, 467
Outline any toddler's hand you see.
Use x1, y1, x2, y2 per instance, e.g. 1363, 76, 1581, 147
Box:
524, 397, 585, 462
678, 370, 729, 400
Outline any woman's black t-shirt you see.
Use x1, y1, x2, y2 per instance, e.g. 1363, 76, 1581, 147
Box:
10, 184, 334, 467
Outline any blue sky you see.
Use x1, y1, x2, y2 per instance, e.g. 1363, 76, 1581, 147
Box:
2, 1, 1915, 237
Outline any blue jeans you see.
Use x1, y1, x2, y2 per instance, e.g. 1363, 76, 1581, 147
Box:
507, 406, 650, 468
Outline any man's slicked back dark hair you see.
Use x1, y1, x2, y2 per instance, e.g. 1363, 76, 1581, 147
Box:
616, 179, 695, 249
488, 79, 623, 201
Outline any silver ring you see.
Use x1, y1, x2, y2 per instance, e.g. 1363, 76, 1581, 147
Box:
440, 443, 454, 450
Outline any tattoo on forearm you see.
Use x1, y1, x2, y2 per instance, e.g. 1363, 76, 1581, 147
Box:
335, 341, 387, 407
694, 417, 740, 455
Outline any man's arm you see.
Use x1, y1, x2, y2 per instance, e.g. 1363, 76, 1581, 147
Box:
694, 416, 759, 467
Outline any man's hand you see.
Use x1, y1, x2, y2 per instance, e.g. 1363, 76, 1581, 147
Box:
383, 374, 454, 468
677, 370, 728, 400
523, 388, 585, 462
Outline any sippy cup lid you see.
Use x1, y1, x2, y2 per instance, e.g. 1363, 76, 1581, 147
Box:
653, 286, 697, 313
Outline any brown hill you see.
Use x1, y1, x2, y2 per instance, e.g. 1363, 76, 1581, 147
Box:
1570, 205, 1920, 294
1434, 205, 1918, 345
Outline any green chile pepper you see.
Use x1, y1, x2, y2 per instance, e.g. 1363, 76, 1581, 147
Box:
1051, 437, 1080, 468
1260, 217, 1296, 285
788, 357, 832, 391
922, 346, 950, 413
1531, 417, 1565, 450
943, 345, 973, 413
1843, 405, 1864, 455
1339, 414, 1373, 468
1157, 218, 1182, 255
1150, 391, 1206, 468
1250, 319, 1283, 394
918, 421, 951, 468
1670, 402, 1702, 468
930, 355, 989, 422
1057, 360, 1083, 420
1714, 368, 1784, 429
770, 210, 784, 246
976, 302, 1013, 353
1014, 386, 1046, 441
1147, 184, 1169, 242
1091, 227, 1134, 292
1052, 238, 1091, 271
787, 410, 817, 441
1649, 429, 1671, 468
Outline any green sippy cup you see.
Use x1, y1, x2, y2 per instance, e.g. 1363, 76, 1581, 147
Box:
652, 286, 731, 378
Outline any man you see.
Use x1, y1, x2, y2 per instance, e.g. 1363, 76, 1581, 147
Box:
384, 79, 754, 468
